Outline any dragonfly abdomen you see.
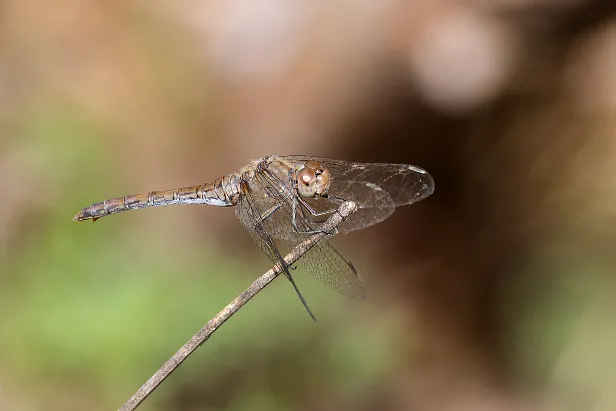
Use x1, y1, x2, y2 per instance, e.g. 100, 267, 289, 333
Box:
73, 178, 237, 222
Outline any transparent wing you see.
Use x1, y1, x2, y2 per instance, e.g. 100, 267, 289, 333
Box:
281, 155, 434, 206
296, 236, 365, 299
245, 167, 365, 299
235, 178, 317, 320
280, 155, 434, 233
235, 179, 286, 270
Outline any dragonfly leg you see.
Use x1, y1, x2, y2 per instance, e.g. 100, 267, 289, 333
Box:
300, 197, 339, 217
291, 195, 340, 236
323, 194, 346, 204
258, 203, 282, 224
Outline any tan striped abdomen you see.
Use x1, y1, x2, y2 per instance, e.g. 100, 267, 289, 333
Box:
73, 174, 239, 222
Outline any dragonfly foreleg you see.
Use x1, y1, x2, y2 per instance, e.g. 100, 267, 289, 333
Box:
323, 194, 346, 204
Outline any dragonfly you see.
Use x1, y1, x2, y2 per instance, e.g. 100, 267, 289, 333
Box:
74, 155, 434, 321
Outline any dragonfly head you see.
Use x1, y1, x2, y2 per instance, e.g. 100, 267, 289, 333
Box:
296, 161, 331, 198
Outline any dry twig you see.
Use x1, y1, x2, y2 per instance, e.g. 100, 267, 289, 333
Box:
118, 201, 357, 411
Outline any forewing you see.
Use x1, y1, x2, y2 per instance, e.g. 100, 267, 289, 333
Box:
282, 155, 434, 206
281, 155, 434, 233
324, 179, 395, 233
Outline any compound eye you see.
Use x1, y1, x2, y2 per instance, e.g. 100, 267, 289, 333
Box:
315, 168, 330, 195
297, 167, 317, 198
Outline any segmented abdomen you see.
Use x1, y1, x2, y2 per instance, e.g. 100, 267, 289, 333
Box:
73, 176, 239, 222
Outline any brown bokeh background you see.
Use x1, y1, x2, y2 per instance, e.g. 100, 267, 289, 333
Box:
1, 1, 615, 410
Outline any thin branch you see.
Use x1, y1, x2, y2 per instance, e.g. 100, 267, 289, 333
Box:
118, 201, 358, 411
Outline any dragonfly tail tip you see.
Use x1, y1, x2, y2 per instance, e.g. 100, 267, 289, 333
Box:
72, 211, 95, 222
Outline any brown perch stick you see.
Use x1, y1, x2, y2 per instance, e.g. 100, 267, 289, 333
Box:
118, 201, 357, 411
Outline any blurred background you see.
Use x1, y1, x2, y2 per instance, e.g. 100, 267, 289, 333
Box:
1, 1, 616, 410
